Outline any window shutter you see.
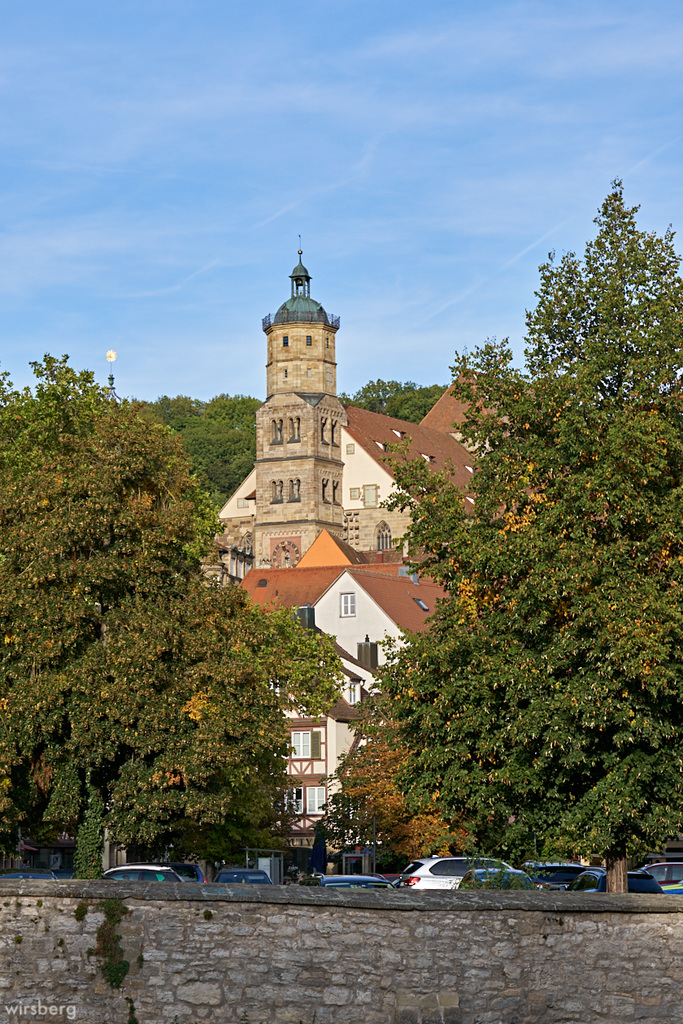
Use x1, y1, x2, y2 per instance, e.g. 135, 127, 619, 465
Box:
311, 731, 322, 760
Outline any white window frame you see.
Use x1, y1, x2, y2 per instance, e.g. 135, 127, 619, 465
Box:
306, 786, 326, 814
340, 593, 356, 617
290, 787, 303, 815
291, 731, 310, 758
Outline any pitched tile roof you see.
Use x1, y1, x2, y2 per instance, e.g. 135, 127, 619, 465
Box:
327, 696, 361, 722
297, 529, 368, 568
344, 405, 474, 492
241, 566, 344, 608
419, 384, 470, 434
345, 567, 445, 633
240, 563, 445, 633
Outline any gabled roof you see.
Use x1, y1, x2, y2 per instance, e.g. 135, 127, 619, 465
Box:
241, 566, 344, 608
297, 529, 367, 568
342, 567, 445, 633
419, 384, 470, 434
344, 405, 473, 491
240, 563, 445, 634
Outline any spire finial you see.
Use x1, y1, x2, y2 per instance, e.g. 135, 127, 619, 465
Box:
298, 234, 302, 257
105, 350, 121, 403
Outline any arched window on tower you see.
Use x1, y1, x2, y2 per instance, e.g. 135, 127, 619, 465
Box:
289, 479, 301, 502
239, 532, 253, 556
272, 480, 284, 503
332, 481, 340, 505
272, 419, 283, 444
330, 420, 337, 445
376, 521, 392, 551
288, 417, 300, 442
320, 417, 328, 444
322, 479, 330, 504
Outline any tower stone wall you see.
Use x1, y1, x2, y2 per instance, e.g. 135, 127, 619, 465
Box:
253, 255, 346, 567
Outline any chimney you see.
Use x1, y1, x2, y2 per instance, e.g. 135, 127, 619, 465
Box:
357, 634, 378, 670
295, 605, 316, 631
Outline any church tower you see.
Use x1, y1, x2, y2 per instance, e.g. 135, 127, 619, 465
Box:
253, 253, 347, 568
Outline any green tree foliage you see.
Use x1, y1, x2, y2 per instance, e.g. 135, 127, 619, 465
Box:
339, 379, 446, 423
73, 776, 104, 879
383, 183, 683, 891
142, 393, 261, 507
0, 357, 341, 861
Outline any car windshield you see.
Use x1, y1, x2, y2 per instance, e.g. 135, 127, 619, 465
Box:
170, 865, 197, 880
215, 871, 270, 883
628, 874, 661, 894
400, 862, 423, 876
0, 871, 54, 879
530, 867, 586, 884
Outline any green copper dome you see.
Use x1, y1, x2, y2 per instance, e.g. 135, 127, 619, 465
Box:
275, 294, 328, 322
262, 254, 341, 330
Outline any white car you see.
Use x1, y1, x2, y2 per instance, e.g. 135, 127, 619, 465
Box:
396, 856, 513, 890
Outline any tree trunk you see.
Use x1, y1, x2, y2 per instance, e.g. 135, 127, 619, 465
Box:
605, 852, 628, 893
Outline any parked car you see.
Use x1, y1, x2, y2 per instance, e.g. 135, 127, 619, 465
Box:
523, 862, 588, 890
169, 862, 206, 883
396, 857, 513, 890
103, 865, 184, 883
567, 869, 663, 894
0, 868, 58, 880
637, 862, 683, 886
213, 869, 272, 884
304, 874, 394, 889
460, 867, 536, 890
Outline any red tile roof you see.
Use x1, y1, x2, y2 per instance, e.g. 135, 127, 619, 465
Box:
241, 566, 344, 608
419, 384, 470, 434
344, 405, 474, 492
345, 567, 446, 633
240, 564, 445, 633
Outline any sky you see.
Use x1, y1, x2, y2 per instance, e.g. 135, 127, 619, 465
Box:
1, 0, 683, 402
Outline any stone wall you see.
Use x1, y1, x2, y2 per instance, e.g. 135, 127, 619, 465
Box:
0, 880, 682, 1024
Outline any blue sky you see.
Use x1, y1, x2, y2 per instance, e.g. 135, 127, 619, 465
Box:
1, 0, 683, 401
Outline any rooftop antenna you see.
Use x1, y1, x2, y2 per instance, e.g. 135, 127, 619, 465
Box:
105, 350, 121, 403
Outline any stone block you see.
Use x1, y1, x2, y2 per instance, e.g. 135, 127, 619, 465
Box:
438, 992, 460, 1009
175, 982, 223, 1006
395, 1010, 420, 1024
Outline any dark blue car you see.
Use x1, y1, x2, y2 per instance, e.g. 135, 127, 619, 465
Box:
567, 869, 663, 894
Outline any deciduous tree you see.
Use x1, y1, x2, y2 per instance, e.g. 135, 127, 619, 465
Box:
0, 357, 341, 863
384, 183, 683, 891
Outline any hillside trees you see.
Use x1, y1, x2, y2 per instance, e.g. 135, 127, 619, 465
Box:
0, 358, 341, 863
339, 380, 445, 423
142, 393, 261, 507
383, 183, 683, 891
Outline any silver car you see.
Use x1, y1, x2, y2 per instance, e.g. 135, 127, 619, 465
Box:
396, 856, 513, 890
